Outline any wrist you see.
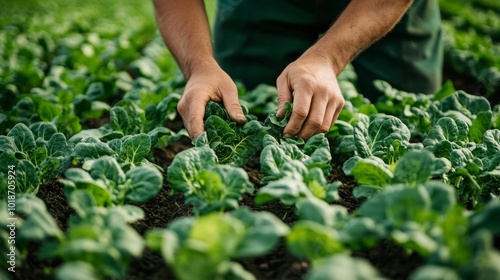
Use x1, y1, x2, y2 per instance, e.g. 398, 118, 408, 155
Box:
300, 47, 344, 76
184, 56, 219, 80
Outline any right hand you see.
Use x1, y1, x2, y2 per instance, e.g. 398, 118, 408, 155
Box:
177, 61, 247, 139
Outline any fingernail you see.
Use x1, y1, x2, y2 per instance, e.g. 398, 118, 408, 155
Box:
237, 113, 246, 121
284, 133, 292, 138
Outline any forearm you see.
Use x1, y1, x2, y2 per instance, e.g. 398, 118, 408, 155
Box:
153, 0, 215, 79
306, 0, 414, 74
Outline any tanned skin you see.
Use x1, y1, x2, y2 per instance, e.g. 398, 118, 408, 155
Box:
153, 0, 414, 139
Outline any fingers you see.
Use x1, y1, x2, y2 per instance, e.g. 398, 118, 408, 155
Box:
282, 76, 344, 140
178, 71, 247, 139
221, 84, 247, 124
283, 78, 314, 137
296, 90, 329, 139
177, 93, 206, 139
276, 74, 293, 119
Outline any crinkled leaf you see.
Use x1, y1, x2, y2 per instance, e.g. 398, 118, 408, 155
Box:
119, 133, 151, 165
30, 122, 58, 141
483, 129, 500, 156
8, 123, 36, 155
354, 115, 410, 158
167, 147, 218, 193
47, 132, 71, 157
74, 138, 116, 161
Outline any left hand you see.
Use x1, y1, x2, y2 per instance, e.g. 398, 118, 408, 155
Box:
276, 53, 345, 140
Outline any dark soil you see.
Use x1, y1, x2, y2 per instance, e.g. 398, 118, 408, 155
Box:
14, 66, 499, 280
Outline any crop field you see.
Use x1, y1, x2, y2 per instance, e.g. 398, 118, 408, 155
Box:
0, 0, 499, 279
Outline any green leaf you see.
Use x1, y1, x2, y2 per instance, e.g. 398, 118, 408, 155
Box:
259, 143, 291, 183
357, 186, 431, 224
47, 132, 71, 157
392, 150, 435, 186
17, 195, 63, 240
8, 123, 36, 155
352, 185, 383, 199
286, 221, 345, 261
438, 91, 491, 122
85, 82, 105, 101
90, 156, 126, 184
432, 80, 456, 101
469, 111, 492, 143
339, 218, 382, 250
119, 133, 151, 165
351, 158, 393, 187
483, 129, 500, 156
0, 136, 16, 155
30, 122, 58, 141
231, 208, 289, 257
255, 177, 310, 206
38, 100, 62, 121
125, 166, 163, 203
107, 212, 145, 257
110, 101, 144, 135
53, 114, 82, 138
184, 165, 253, 214
167, 147, 218, 193
424, 181, 456, 215
295, 197, 348, 228
423, 117, 464, 148
354, 115, 411, 158
306, 255, 385, 280
55, 262, 103, 280
62, 168, 113, 207
74, 138, 116, 161
67, 190, 97, 217
469, 199, 500, 236
171, 213, 246, 280
409, 265, 460, 280
16, 159, 39, 194
199, 114, 267, 167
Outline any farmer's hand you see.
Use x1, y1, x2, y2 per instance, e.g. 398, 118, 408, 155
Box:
276, 53, 345, 140
177, 61, 247, 139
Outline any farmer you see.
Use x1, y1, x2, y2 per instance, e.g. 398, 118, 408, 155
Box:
153, 0, 443, 139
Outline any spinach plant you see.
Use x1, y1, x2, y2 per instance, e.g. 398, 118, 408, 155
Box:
260, 133, 332, 183
73, 133, 162, 172
70, 99, 177, 148
146, 208, 289, 280
334, 114, 424, 167
59, 156, 163, 207
0, 122, 73, 195
17, 192, 145, 280
167, 146, 254, 215
194, 101, 269, 167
